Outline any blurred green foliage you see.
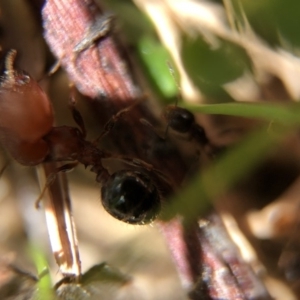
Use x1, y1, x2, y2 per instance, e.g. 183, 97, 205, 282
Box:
137, 36, 178, 99
104, 0, 178, 100
183, 102, 300, 125
181, 34, 251, 102
181, 36, 248, 85
232, 0, 300, 48
28, 245, 55, 300
105, 0, 300, 102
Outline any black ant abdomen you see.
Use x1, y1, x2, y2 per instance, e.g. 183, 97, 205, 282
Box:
101, 170, 161, 224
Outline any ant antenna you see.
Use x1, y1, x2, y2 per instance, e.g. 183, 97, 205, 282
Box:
35, 172, 57, 209
139, 118, 166, 140
47, 60, 61, 77
37, 59, 61, 84
35, 163, 78, 209
68, 84, 87, 138
4, 49, 17, 84
163, 61, 182, 139
166, 61, 181, 107
93, 96, 145, 145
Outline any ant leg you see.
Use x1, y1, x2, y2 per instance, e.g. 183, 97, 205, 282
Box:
73, 14, 114, 54
68, 86, 87, 138
93, 97, 145, 144
71, 13, 115, 68
0, 161, 9, 178
130, 158, 172, 184
115, 155, 174, 192
54, 275, 82, 290
140, 118, 166, 140
56, 162, 79, 173
35, 172, 56, 209
9, 264, 38, 281
47, 60, 61, 77
35, 60, 62, 83
35, 162, 78, 209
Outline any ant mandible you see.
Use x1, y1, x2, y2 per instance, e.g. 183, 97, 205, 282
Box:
0, 50, 172, 225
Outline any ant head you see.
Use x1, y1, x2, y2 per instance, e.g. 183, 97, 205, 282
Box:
164, 105, 195, 133
101, 170, 161, 224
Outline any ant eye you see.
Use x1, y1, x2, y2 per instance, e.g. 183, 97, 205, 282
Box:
164, 106, 195, 133
101, 171, 161, 224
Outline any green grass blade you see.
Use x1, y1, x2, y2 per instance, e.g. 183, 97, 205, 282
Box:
182, 102, 300, 125
160, 127, 284, 222
28, 245, 55, 300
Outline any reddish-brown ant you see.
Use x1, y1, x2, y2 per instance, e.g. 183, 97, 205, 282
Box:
0, 50, 173, 225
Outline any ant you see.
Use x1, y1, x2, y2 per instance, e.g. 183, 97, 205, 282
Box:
163, 105, 209, 148
0, 50, 210, 226
0, 50, 173, 225
156, 64, 211, 157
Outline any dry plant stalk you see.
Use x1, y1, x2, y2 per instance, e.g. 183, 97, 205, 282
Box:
40, 0, 274, 299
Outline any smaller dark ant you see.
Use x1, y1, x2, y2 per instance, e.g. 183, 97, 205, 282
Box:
163, 105, 209, 148
0, 50, 172, 225
157, 63, 210, 154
